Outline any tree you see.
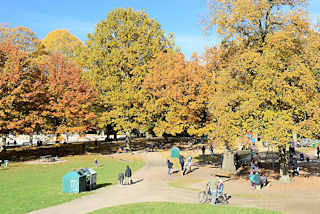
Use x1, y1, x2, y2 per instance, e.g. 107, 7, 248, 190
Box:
205, 0, 317, 178
42, 29, 83, 60
40, 54, 96, 139
143, 51, 211, 137
0, 42, 47, 148
82, 8, 174, 140
0, 23, 43, 53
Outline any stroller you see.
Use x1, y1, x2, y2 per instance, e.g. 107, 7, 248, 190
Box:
199, 180, 230, 204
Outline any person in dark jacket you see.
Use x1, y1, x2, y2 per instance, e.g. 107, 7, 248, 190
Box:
124, 165, 132, 185
179, 155, 185, 175
167, 159, 173, 175
201, 145, 206, 156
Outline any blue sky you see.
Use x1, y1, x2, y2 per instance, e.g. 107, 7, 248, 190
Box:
1, 0, 320, 59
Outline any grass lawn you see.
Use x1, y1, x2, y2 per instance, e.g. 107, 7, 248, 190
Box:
89, 202, 281, 214
0, 154, 144, 214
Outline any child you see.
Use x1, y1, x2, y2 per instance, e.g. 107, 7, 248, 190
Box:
167, 159, 173, 175
94, 159, 98, 168
118, 172, 124, 185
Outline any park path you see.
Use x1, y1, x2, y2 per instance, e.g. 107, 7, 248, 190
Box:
29, 152, 198, 214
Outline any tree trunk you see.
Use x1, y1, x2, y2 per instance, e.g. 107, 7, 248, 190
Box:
222, 148, 236, 174
279, 145, 291, 183
125, 131, 132, 152
29, 134, 33, 147
146, 131, 153, 139
0, 135, 6, 152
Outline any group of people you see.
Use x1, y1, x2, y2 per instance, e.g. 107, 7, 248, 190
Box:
118, 165, 133, 185
200, 144, 215, 157
249, 170, 268, 189
167, 154, 192, 176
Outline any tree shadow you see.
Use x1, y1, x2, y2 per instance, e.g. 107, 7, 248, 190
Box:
132, 178, 144, 184
95, 182, 112, 189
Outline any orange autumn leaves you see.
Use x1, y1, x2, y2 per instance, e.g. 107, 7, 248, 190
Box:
0, 42, 96, 136
143, 51, 211, 137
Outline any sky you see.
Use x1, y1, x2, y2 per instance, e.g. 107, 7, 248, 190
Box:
1, 0, 320, 59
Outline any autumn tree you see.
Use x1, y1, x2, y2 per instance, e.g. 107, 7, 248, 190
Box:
142, 51, 211, 137
82, 8, 174, 142
0, 42, 47, 148
205, 0, 318, 178
0, 23, 45, 54
40, 54, 96, 140
42, 29, 83, 60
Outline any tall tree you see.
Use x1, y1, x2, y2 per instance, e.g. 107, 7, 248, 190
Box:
82, 8, 174, 139
143, 51, 211, 137
42, 29, 83, 60
0, 42, 47, 148
0, 23, 43, 54
40, 54, 96, 138
205, 0, 317, 178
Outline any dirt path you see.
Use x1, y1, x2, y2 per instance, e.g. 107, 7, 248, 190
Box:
29, 151, 320, 214
29, 152, 198, 214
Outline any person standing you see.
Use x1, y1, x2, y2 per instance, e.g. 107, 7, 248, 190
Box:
118, 172, 124, 185
179, 155, 185, 175
317, 146, 320, 160
167, 159, 173, 175
201, 145, 206, 157
210, 144, 214, 158
94, 159, 98, 168
124, 165, 132, 185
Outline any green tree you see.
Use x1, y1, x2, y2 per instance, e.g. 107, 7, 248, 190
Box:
205, 0, 318, 178
42, 29, 83, 60
82, 8, 174, 140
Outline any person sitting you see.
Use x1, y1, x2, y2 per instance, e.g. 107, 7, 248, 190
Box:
117, 147, 123, 153
300, 153, 304, 161
253, 172, 261, 189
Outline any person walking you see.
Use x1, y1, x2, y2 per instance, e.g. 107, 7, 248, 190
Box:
186, 156, 192, 174
124, 165, 132, 185
167, 159, 173, 175
317, 146, 320, 160
179, 155, 185, 175
207, 177, 219, 205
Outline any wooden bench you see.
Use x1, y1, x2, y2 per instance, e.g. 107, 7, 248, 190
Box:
40, 155, 54, 162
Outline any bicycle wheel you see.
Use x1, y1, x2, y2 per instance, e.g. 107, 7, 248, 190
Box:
199, 191, 208, 204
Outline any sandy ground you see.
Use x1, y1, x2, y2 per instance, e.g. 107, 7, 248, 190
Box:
28, 150, 320, 214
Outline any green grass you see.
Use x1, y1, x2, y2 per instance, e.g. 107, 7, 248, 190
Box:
0, 154, 144, 214
169, 177, 202, 191
89, 202, 281, 214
